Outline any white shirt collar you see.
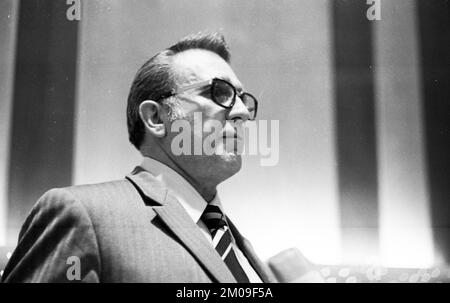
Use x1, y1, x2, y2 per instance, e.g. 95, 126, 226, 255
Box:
140, 157, 224, 224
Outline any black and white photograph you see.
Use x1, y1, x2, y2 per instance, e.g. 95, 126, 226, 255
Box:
0, 0, 449, 290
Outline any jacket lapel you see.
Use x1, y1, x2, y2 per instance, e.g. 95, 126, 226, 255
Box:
126, 167, 236, 283
228, 219, 277, 283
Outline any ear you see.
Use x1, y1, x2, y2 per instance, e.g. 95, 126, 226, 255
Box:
139, 100, 166, 138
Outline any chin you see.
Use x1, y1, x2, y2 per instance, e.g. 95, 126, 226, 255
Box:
217, 153, 242, 174
196, 154, 242, 185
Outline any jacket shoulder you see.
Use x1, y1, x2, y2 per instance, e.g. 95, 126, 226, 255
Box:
63, 178, 155, 222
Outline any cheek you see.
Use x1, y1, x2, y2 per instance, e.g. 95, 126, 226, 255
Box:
199, 98, 227, 118
202, 119, 225, 135
199, 108, 226, 133
179, 99, 227, 136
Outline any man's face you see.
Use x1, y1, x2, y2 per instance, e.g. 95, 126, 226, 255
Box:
165, 49, 251, 185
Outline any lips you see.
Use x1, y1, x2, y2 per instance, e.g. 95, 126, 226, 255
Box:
222, 134, 242, 140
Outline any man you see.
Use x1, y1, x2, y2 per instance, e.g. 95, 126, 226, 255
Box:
2, 32, 275, 283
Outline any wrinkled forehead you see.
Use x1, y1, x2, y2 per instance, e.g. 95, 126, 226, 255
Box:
171, 49, 243, 90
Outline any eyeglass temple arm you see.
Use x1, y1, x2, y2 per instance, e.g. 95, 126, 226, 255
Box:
173, 79, 212, 95
157, 79, 214, 100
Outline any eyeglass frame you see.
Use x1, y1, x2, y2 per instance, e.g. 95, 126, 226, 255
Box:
156, 77, 258, 120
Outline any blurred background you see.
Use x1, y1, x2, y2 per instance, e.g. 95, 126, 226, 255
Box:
0, 0, 449, 282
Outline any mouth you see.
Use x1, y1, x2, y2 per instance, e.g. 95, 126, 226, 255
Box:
222, 133, 242, 140
221, 134, 244, 155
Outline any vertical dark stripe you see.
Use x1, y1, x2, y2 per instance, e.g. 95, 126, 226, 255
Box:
332, 0, 379, 257
7, 0, 78, 243
417, 0, 450, 263
215, 229, 233, 256
224, 249, 250, 283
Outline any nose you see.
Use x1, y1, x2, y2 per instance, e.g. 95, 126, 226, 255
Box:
227, 95, 250, 122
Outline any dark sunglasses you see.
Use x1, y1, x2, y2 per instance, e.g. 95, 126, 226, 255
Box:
157, 78, 258, 120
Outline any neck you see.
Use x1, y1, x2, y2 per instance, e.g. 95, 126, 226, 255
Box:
141, 145, 218, 202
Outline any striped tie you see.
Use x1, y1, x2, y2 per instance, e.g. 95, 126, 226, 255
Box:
201, 204, 250, 283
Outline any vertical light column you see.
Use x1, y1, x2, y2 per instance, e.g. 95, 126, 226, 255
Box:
0, 1, 18, 246
374, 0, 433, 267
74, 0, 144, 185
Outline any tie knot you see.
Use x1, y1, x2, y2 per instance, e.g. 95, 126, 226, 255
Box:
201, 204, 227, 233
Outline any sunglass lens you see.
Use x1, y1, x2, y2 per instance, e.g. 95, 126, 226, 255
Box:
212, 80, 234, 106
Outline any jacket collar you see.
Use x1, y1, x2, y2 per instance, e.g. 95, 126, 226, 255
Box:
126, 167, 236, 283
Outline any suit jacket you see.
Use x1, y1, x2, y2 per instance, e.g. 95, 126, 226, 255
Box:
1, 167, 276, 283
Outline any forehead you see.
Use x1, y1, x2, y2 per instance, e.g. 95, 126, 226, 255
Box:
171, 49, 242, 88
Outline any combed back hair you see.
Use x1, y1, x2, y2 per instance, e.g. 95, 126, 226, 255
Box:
126, 31, 231, 150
